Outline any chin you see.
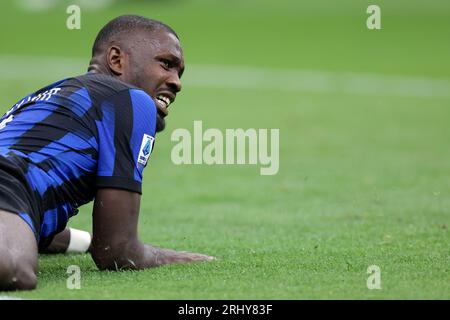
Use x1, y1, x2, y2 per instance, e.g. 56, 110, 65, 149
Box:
155, 113, 166, 132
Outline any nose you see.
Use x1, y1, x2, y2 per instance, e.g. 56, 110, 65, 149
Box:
167, 72, 182, 93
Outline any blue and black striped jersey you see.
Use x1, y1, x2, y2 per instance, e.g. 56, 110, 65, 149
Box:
0, 73, 157, 243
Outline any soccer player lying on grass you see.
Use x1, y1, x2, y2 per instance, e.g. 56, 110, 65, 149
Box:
0, 15, 214, 291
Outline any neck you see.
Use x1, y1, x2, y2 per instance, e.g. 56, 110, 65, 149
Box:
87, 56, 115, 76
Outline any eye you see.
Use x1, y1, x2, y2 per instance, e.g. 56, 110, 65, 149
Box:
160, 59, 172, 70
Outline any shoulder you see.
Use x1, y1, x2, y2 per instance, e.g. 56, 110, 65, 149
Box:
69, 73, 138, 106
77, 74, 155, 110
127, 88, 157, 114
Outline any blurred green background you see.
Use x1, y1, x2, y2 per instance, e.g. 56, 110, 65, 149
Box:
0, 0, 449, 299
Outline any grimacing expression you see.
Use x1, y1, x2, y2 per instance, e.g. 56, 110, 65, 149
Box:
125, 29, 184, 132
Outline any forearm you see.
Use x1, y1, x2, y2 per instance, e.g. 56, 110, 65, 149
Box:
91, 237, 160, 270
40, 228, 91, 254
39, 228, 71, 254
91, 238, 212, 271
91, 189, 214, 271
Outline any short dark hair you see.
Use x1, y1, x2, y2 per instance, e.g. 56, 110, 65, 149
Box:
91, 15, 179, 56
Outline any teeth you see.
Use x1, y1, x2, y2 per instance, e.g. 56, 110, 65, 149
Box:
156, 95, 171, 108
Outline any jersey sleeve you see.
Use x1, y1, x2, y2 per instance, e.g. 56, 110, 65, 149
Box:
95, 88, 157, 194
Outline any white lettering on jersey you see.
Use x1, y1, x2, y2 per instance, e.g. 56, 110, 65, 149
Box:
0, 115, 14, 130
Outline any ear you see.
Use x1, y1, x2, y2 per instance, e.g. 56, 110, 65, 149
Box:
106, 45, 127, 76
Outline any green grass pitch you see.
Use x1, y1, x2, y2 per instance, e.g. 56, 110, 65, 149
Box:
0, 0, 449, 299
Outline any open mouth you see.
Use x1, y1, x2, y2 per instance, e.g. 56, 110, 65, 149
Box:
156, 94, 172, 116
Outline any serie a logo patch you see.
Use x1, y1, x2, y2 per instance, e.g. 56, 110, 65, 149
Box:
138, 134, 155, 166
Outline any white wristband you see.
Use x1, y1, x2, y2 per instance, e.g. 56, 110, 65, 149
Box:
67, 228, 91, 253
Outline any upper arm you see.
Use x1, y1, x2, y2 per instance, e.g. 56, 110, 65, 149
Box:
95, 89, 157, 194
91, 188, 141, 269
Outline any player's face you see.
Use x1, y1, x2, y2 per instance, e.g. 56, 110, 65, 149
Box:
128, 30, 185, 132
